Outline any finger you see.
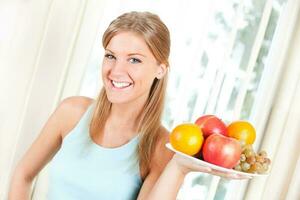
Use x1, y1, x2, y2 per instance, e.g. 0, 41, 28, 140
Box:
224, 173, 252, 180
210, 170, 252, 179
189, 162, 212, 173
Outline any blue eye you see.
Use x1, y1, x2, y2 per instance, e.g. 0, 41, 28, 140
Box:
129, 58, 142, 64
105, 54, 115, 60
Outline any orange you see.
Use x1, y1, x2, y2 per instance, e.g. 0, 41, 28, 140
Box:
170, 123, 204, 156
227, 121, 256, 145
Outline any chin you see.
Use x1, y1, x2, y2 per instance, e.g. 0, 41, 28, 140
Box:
107, 99, 128, 104
106, 94, 132, 105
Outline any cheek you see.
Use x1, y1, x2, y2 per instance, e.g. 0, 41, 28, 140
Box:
101, 61, 110, 77
131, 68, 156, 88
101, 64, 112, 87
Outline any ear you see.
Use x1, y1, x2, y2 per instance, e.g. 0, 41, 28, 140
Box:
156, 63, 167, 79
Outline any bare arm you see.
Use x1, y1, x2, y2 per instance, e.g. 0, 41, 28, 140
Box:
8, 96, 93, 200
136, 129, 179, 200
8, 105, 63, 199
137, 157, 185, 200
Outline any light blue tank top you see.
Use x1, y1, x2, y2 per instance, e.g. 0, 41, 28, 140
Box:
47, 103, 142, 200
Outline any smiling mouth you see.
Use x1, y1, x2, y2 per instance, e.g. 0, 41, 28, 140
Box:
111, 80, 133, 89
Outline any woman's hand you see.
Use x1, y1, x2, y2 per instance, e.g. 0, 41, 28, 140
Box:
171, 153, 252, 179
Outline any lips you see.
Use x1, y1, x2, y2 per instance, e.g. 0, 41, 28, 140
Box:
110, 80, 133, 89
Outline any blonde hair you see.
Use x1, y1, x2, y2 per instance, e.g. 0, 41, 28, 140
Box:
90, 11, 170, 177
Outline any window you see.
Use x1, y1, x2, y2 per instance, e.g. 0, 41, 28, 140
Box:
79, 0, 287, 199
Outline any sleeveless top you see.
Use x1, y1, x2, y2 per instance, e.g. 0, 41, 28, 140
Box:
47, 102, 142, 200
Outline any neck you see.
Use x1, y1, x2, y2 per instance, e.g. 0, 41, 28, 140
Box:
108, 105, 142, 131
106, 96, 147, 137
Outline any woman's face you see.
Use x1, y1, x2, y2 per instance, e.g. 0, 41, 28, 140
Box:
102, 31, 165, 105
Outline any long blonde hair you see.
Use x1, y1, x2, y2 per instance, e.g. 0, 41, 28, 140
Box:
89, 11, 170, 177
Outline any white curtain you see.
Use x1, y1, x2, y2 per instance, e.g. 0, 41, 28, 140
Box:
245, 1, 300, 198
0, 0, 106, 199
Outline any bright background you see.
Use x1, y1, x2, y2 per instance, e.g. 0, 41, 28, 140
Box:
1, 0, 300, 199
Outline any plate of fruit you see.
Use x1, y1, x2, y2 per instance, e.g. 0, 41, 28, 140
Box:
166, 115, 271, 177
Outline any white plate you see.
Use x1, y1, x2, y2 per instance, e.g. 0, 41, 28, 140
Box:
166, 143, 269, 178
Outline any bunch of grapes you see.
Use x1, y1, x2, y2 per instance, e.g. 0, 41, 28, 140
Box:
234, 144, 271, 174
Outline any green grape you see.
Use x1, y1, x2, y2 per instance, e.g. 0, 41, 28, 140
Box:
264, 158, 271, 165
234, 164, 242, 171
258, 150, 267, 158
256, 155, 265, 163
246, 156, 256, 165
262, 163, 269, 172
248, 162, 262, 173
244, 149, 254, 157
240, 154, 246, 162
256, 163, 264, 174
247, 165, 256, 173
239, 145, 271, 174
241, 162, 251, 171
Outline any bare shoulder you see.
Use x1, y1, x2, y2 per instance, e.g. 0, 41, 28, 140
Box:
58, 96, 95, 138
150, 126, 174, 171
59, 96, 94, 110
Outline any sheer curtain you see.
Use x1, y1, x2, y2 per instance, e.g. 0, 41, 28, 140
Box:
1, 0, 299, 199
245, 1, 300, 198
0, 0, 106, 199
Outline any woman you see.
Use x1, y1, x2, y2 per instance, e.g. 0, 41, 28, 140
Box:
9, 11, 248, 200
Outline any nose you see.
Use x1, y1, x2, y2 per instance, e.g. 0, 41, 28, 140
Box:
110, 59, 127, 76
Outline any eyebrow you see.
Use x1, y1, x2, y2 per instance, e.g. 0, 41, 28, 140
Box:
105, 49, 146, 57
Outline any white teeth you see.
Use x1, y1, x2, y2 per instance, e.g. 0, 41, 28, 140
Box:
112, 80, 131, 88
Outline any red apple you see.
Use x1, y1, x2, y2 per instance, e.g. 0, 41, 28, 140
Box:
195, 115, 228, 137
202, 133, 242, 169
